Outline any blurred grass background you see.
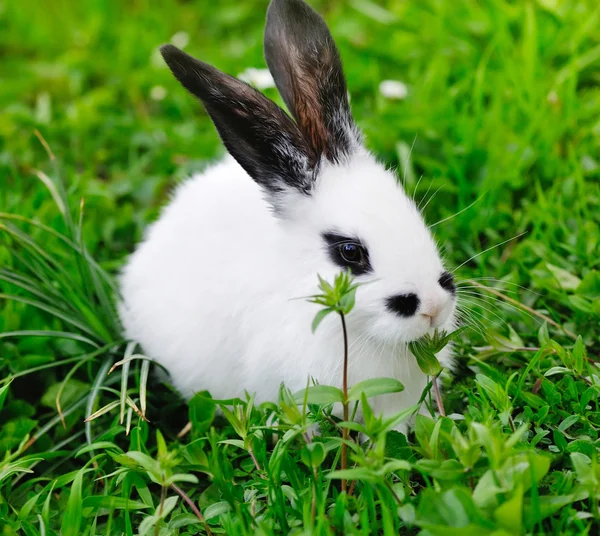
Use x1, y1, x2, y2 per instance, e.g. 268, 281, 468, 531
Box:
3, 0, 599, 263
1, 0, 600, 533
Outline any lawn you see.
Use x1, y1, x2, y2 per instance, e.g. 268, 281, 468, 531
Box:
1, 0, 600, 534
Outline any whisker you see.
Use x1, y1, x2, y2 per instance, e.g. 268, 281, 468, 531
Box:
401, 134, 418, 188
457, 286, 519, 297
452, 231, 528, 274
459, 277, 542, 296
459, 288, 538, 323
455, 307, 495, 337
455, 308, 487, 336
429, 190, 489, 228
458, 297, 513, 328
421, 184, 445, 215
454, 309, 487, 338
412, 174, 425, 203
417, 180, 434, 211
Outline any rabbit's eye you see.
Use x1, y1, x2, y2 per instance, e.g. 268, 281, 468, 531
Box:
339, 243, 363, 264
322, 232, 372, 275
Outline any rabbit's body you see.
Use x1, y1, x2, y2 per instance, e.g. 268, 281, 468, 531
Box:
120, 0, 457, 427
120, 155, 453, 419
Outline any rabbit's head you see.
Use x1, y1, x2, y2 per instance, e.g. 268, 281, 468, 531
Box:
160, 0, 457, 344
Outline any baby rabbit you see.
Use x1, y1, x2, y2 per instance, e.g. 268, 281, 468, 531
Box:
119, 0, 457, 428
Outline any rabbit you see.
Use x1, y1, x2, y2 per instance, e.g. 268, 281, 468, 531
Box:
119, 0, 458, 431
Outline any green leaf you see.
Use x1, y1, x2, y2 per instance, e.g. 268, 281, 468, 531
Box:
122, 451, 161, 481
503, 452, 551, 492
415, 459, 466, 480
168, 514, 203, 529
188, 392, 216, 434
410, 342, 443, 375
165, 473, 200, 486
475, 374, 510, 413
487, 330, 523, 352
0, 457, 45, 482
570, 452, 593, 485
293, 385, 344, 405
416, 488, 488, 529
494, 485, 523, 534
61, 466, 89, 536
380, 404, 420, 432
0, 381, 11, 413
41, 379, 88, 409
218, 439, 245, 449
381, 460, 411, 473
523, 494, 579, 526
576, 270, 600, 299
544, 366, 571, 377
547, 263, 581, 290
571, 336, 586, 374
220, 405, 246, 439
157, 495, 179, 519
436, 326, 468, 347
204, 501, 232, 521
82, 495, 150, 511
568, 295, 595, 314
311, 307, 334, 333
300, 442, 327, 468
75, 441, 123, 458
347, 377, 404, 401
327, 468, 377, 482
156, 429, 168, 460
558, 414, 579, 432
537, 322, 549, 346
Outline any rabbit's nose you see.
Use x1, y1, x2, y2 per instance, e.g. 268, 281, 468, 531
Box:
419, 299, 448, 327
420, 303, 441, 320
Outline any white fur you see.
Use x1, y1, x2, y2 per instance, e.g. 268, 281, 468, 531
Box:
119, 150, 456, 430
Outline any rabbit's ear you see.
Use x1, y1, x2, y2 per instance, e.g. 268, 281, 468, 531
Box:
264, 0, 360, 164
161, 44, 317, 198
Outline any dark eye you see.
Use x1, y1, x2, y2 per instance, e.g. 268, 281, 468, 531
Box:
339, 243, 363, 264
438, 272, 456, 294
322, 232, 373, 276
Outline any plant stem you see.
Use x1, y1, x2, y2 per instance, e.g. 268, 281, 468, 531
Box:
311, 467, 317, 522
339, 311, 349, 494
432, 374, 445, 417
508, 415, 516, 433
171, 483, 214, 536
384, 480, 404, 507
156, 483, 167, 536
248, 446, 263, 474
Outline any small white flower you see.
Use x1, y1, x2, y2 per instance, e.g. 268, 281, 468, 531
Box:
171, 31, 190, 49
150, 85, 167, 101
547, 90, 559, 105
238, 68, 275, 90
379, 80, 409, 100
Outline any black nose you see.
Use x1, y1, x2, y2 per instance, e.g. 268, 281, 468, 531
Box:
386, 293, 420, 317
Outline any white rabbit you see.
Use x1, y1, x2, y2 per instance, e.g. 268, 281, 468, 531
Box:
119, 0, 457, 429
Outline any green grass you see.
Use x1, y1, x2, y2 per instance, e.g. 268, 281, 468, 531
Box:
1, 0, 600, 533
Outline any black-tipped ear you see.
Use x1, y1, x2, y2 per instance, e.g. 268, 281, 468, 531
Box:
160, 44, 317, 197
264, 0, 359, 163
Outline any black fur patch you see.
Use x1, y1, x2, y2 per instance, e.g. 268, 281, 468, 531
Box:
264, 0, 359, 163
322, 232, 372, 276
438, 272, 456, 295
160, 44, 317, 197
386, 294, 420, 317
